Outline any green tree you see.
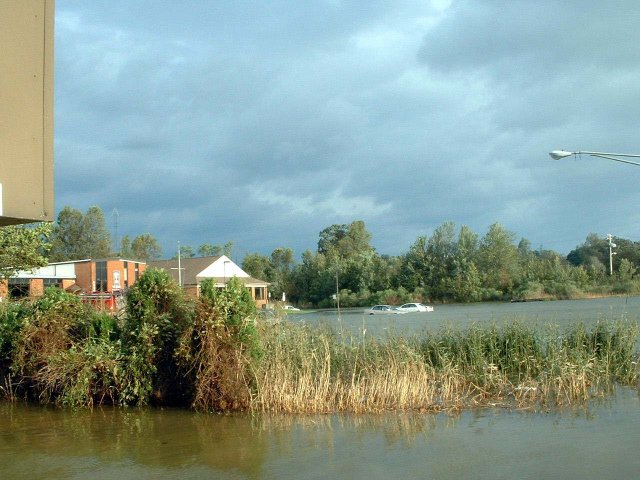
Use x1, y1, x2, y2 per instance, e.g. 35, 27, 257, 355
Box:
618, 258, 636, 281
120, 235, 133, 258
447, 259, 482, 302
318, 221, 374, 259
49, 206, 83, 261
198, 241, 233, 257
425, 221, 457, 298
316, 221, 376, 298
242, 253, 272, 281
49, 206, 111, 261
399, 236, 429, 291
457, 225, 479, 263
269, 247, 295, 300
131, 234, 162, 262
242, 248, 296, 301
398, 221, 458, 300
291, 250, 334, 305
477, 223, 519, 294
369, 254, 401, 292
81, 206, 111, 258
178, 245, 195, 259
0, 223, 51, 278
198, 244, 221, 257
440, 225, 482, 302
567, 233, 608, 268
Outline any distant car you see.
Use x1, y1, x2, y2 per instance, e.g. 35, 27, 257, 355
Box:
397, 303, 434, 313
283, 305, 300, 311
363, 305, 406, 315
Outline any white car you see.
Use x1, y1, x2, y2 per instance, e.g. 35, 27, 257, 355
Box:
397, 303, 434, 313
283, 305, 300, 311
363, 305, 407, 315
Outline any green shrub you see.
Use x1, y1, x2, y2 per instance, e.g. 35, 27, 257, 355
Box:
9, 288, 121, 404
122, 268, 193, 406
0, 301, 30, 367
177, 277, 260, 411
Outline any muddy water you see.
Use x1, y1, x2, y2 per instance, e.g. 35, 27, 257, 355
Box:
289, 295, 640, 338
1, 389, 639, 479
2, 297, 640, 479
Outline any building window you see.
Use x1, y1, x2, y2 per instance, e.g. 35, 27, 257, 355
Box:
254, 287, 264, 300
123, 261, 129, 288
134, 263, 139, 281
8, 278, 29, 298
43, 278, 62, 289
95, 261, 107, 292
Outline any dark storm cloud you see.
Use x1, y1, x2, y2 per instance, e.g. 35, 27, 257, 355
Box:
54, 1, 640, 259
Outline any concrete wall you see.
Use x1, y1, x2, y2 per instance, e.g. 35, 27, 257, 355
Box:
0, 0, 54, 225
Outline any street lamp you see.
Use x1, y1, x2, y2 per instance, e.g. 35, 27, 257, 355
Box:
549, 150, 640, 167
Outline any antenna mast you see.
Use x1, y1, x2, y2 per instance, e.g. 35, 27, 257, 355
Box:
112, 208, 119, 255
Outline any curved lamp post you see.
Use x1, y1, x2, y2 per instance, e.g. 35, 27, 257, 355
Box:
549, 150, 640, 167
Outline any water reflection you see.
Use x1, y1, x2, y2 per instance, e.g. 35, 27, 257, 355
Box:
1, 388, 639, 479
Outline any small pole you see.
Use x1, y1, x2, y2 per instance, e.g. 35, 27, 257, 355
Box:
335, 269, 341, 320
171, 241, 185, 287
607, 234, 616, 276
178, 241, 182, 286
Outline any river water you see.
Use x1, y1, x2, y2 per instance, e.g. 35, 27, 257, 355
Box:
2, 297, 639, 479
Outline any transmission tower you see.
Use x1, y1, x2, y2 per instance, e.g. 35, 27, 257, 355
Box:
112, 208, 119, 255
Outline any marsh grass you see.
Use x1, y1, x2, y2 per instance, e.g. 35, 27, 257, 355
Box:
1, 282, 637, 413
251, 320, 639, 413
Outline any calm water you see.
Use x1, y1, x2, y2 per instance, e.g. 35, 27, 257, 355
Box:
1, 390, 639, 479
2, 297, 640, 479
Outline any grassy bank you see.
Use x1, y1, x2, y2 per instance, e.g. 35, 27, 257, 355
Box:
0, 271, 638, 412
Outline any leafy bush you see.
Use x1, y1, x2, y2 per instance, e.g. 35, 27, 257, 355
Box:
177, 277, 259, 411
8, 288, 126, 405
544, 281, 582, 300
0, 301, 30, 368
122, 268, 192, 406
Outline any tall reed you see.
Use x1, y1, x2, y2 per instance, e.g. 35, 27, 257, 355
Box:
251, 320, 639, 413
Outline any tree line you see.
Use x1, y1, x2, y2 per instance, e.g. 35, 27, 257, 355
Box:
242, 220, 640, 307
3, 205, 640, 305
48, 206, 232, 263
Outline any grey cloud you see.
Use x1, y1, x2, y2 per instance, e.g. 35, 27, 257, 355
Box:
53, 1, 640, 259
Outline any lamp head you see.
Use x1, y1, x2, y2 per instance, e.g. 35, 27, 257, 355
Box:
549, 150, 574, 160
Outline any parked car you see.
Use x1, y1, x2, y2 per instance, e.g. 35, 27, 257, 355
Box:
397, 303, 434, 313
283, 305, 300, 311
363, 305, 407, 315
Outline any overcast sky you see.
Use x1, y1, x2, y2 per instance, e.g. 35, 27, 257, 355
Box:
54, 0, 640, 260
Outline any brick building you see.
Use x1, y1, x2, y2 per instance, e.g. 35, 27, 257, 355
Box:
1, 258, 147, 299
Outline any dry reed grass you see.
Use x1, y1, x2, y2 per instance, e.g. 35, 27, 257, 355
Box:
250, 320, 639, 413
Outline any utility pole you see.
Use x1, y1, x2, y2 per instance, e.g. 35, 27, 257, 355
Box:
607, 234, 617, 276
171, 241, 185, 287
335, 269, 341, 320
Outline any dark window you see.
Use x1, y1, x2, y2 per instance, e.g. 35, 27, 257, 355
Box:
254, 287, 264, 300
43, 278, 62, 289
123, 261, 129, 287
95, 261, 107, 292
8, 278, 29, 298
134, 263, 139, 281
